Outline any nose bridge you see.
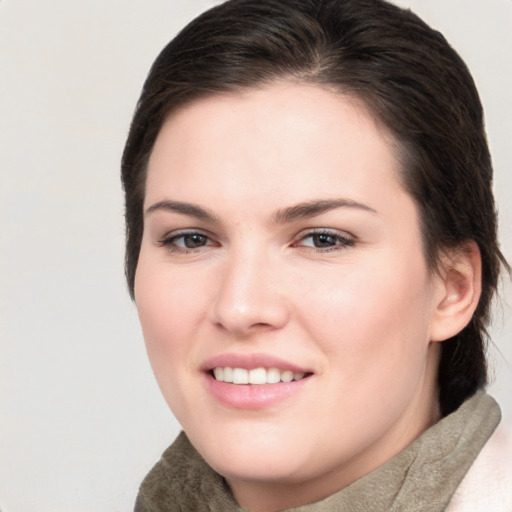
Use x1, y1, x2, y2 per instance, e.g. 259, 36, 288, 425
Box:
211, 240, 289, 335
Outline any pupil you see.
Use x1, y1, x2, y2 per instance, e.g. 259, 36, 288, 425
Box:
314, 233, 334, 247
185, 234, 206, 248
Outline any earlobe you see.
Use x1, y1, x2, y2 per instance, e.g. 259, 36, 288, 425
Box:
430, 241, 482, 342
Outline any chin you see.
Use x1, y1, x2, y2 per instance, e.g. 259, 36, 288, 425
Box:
210, 450, 313, 486
187, 421, 316, 483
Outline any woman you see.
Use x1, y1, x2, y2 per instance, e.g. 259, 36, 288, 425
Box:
122, 0, 511, 510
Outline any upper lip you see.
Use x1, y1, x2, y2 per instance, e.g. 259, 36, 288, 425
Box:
201, 353, 310, 374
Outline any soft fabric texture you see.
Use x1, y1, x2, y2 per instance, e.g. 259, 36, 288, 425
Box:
134, 393, 504, 511
445, 421, 512, 512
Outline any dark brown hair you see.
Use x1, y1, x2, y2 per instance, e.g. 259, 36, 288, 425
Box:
121, 0, 508, 416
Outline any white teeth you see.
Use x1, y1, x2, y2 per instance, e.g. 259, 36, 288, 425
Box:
249, 367, 267, 385
232, 368, 249, 384
212, 367, 307, 384
267, 367, 281, 384
213, 367, 224, 381
223, 367, 233, 383
280, 370, 294, 383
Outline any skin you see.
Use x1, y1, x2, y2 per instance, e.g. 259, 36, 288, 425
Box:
135, 83, 479, 512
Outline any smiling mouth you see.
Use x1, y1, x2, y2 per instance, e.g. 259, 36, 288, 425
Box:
211, 367, 311, 385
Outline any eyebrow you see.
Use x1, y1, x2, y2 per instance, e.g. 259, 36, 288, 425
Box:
144, 197, 376, 224
145, 200, 219, 223
273, 198, 377, 224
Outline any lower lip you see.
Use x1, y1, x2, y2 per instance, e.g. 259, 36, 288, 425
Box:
205, 373, 310, 409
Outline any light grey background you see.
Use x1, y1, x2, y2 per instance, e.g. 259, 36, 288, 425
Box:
0, 1, 510, 511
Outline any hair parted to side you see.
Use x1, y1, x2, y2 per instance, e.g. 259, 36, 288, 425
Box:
121, 0, 508, 416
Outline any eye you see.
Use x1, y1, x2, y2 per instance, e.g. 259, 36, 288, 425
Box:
158, 230, 217, 252
293, 230, 355, 251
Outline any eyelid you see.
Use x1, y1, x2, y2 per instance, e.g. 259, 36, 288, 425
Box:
156, 228, 219, 251
154, 227, 355, 253
292, 228, 356, 250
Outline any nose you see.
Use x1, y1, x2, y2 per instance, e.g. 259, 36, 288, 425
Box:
209, 247, 290, 337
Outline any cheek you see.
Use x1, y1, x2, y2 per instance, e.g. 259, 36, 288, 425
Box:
134, 258, 206, 373
299, 256, 434, 369
134, 259, 214, 419
299, 265, 436, 437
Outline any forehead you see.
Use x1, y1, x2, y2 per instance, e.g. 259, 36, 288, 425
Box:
146, 82, 403, 207
142, 83, 424, 248
155, 83, 393, 153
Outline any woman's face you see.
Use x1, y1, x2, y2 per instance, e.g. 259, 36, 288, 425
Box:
135, 83, 445, 508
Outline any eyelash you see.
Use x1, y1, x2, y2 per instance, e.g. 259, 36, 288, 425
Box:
293, 229, 356, 252
157, 228, 355, 254
157, 230, 217, 253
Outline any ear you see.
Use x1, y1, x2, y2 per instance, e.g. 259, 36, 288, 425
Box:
430, 241, 482, 343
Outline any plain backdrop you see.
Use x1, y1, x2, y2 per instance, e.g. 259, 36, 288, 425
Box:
0, 1, 510, 511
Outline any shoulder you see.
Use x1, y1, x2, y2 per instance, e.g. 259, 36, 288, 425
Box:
446, 421, 512, 512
